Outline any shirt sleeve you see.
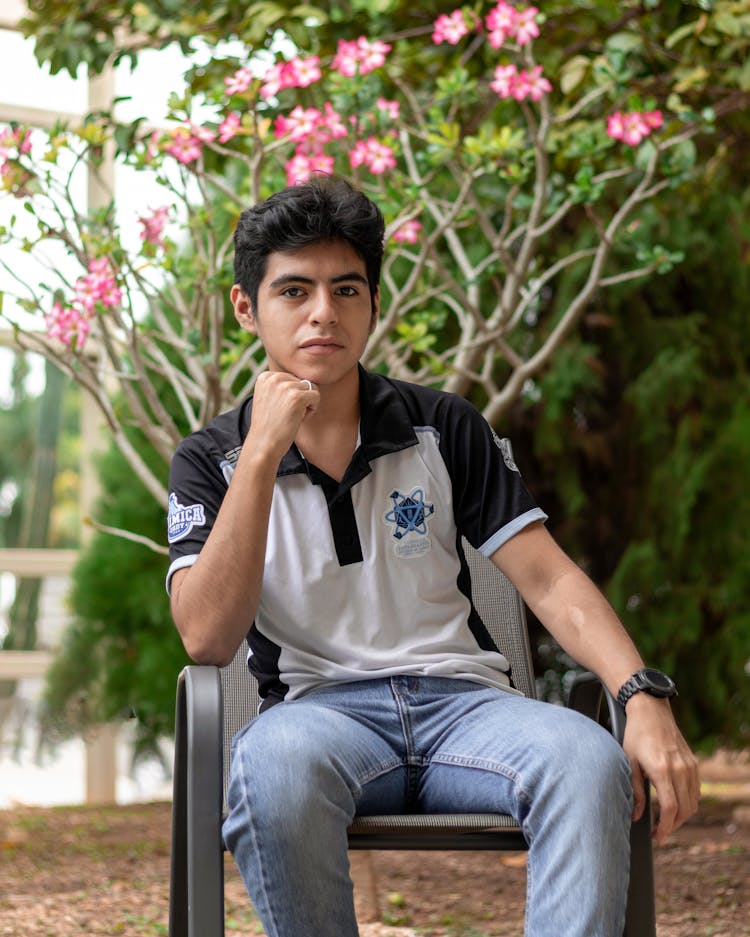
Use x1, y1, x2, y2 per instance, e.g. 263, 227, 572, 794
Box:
438, 394, 547, 556
165, 432, 229, 593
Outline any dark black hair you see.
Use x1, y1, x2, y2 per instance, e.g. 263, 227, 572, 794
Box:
233, 174, 385, 312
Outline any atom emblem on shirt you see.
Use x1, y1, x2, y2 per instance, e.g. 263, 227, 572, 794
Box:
384, 488, 435, 540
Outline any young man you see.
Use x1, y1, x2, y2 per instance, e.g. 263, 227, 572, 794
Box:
167, 175, 699, 937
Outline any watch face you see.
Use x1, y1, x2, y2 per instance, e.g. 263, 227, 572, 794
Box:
643, 668, 674, 692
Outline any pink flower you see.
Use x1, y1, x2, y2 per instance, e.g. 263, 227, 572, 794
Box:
274, 104, 348, 156
224, 67, 253, 96
350, 137, 396, 175
166, 127, 203, 164
432, 10, 471, 46
0, 127, 33, 192
486, 1, 517, 49
191, 124, 216, 144
0, 125, 32, 158
45, 302, 93, 349
490, 64, 519, 98
486, 3, 540, 48
289, 55, 322, 88
260, 55, 322, 99
138, 206, 170, 247
514, 66, 551, 101
285, 154, 313, 185
606, 112, 626, 141
322, 102, 348, 140
356, 37, 391, 73
275, 106, 323, 143
376, 98, 400, 121
260, 62, 287, 99
74, 258, 121, 312
307, 151, 335, 175
621, 113, 650, 146
332, 37, 391, 77
514, 7, 540, 46
491, 64, 551, 101
284, 152, 335, 186
332, 40, 360, 78
218, 112, 241, 144
392, 220, 422, 244
606, 110, 661, 147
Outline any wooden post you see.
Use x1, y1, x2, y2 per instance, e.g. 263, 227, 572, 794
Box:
81, 63, 119, 806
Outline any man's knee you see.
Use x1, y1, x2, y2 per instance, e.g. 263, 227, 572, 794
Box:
557, 711, 632, 814
531, 706, 631, 800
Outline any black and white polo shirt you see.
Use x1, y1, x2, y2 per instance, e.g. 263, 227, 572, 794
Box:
167, 367, 547, 708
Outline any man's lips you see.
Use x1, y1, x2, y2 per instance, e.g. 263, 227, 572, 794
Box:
299, 338, 343, 350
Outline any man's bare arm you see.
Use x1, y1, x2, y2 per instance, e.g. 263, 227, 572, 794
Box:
170, 372, 318, 665
492, 522, 700, 843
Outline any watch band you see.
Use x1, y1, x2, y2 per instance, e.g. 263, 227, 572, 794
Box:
616, 675, 644, 709
616, 668, 677, 709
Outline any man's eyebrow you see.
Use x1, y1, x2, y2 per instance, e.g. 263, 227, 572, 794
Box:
268, 271, 368, 288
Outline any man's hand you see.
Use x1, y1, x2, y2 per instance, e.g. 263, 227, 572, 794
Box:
622, 694, 700, 844
248, 371, 319, 462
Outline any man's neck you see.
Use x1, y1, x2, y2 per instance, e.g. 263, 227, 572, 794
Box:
294, 368, 361, 480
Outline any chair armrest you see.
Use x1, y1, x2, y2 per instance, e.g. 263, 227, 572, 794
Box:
567, 671, 626, 744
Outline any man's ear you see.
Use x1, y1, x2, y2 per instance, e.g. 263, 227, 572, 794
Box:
231, 284, 257, 334
369, 287, 380, 334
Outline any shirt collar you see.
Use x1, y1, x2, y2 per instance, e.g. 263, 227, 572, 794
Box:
244, 366, 419, 485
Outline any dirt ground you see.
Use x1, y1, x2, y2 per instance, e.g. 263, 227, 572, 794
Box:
0, 750, 748, 937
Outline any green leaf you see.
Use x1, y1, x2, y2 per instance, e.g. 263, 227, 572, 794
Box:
713, 11, 743, 37
665, 21, 699, 49
559, 55, 589, 95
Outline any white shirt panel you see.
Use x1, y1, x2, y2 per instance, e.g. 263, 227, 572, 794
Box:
257, 431, 515, 699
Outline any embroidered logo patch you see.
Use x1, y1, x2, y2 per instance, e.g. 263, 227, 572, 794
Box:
492, 432, 519, 473
167, 492, 206, 543
384, 487, 435, 558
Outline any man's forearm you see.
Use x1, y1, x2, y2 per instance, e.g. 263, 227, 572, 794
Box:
527, 562, 645, 697
492, 523, 644, 695
170, 446, 278, 665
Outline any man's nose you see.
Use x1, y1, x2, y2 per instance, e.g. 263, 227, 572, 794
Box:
310, 290, 338, 325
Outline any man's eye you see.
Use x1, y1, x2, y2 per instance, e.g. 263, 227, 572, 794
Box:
338, 286, 358, 296
282, 286, 305, 297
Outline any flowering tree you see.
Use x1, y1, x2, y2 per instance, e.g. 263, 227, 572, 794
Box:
1, 1, 746, 523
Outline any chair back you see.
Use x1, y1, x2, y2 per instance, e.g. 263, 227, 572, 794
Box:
218, 540, 534, 808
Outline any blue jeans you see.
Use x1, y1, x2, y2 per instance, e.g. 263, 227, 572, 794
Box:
223, 676, 632, 937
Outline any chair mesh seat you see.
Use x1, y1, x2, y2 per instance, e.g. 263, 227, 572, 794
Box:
349, 813, 520, 833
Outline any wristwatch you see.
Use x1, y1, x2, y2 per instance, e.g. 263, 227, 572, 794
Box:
616, 668, 677, 709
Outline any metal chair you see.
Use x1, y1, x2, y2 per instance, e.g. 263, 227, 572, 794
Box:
168, 540, 655, 937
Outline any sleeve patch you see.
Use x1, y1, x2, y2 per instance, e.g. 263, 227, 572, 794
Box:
492, 432, 519, 472
167, 492, 207, 543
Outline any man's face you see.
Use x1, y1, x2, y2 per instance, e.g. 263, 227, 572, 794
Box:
233, 239, 379, 388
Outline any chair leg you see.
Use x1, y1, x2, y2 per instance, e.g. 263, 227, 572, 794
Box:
624, 786, 656, 937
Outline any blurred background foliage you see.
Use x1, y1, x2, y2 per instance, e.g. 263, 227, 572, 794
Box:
2, 0, 747, 756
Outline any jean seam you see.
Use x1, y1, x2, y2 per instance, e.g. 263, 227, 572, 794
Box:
430, 751, 528, 789
390, 677, 422, 807
429, 752, 537, 843
236, 784, 282, 937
